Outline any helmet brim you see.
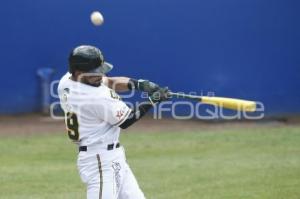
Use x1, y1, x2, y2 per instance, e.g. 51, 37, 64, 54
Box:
88, 62, 113, 74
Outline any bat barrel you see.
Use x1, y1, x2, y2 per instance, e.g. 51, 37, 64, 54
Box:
169, 92, 256, 112
201, 96, 256, 112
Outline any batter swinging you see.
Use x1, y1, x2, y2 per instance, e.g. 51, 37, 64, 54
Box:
58, 45, 170, 199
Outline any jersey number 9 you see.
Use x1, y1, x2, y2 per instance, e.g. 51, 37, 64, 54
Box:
66, 112, 79, 141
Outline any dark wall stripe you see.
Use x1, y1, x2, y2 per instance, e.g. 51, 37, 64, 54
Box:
96, 154, 103, 199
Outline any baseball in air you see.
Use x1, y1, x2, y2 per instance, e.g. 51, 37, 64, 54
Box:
90, 11, 104, 26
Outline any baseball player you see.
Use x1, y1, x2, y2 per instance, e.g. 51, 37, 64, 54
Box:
58, 45, 169, 199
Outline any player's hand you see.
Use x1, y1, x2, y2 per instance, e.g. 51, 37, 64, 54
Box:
149, 87, 171, 105
138, 79, 160, 94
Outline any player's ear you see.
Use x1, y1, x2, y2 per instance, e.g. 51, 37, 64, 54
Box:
74, 70, 84, 81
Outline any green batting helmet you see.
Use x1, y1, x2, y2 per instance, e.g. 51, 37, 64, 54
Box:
68, 45, 113, 74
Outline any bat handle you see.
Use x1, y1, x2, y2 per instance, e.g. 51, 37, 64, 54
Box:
168, 92, 202, 100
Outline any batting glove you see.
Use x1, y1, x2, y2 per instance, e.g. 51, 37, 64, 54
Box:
149, 87, 171, 105
129, 79, 160, 94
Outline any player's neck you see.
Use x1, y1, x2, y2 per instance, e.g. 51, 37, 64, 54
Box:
70, 75, 77, 82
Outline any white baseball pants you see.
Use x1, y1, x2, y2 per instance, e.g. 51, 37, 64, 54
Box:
77, 146, 146, 199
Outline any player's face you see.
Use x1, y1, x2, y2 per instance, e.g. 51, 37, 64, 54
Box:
78, 72, 103, 87
84, 74, 103, 87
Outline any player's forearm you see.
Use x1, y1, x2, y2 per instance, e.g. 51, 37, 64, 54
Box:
119, 87, 170, 129
104, 77, 131, 92
119, 102, 153, 129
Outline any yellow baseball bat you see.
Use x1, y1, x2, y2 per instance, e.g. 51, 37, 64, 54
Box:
169, 92, 256, 112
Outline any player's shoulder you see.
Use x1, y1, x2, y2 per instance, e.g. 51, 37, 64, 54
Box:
95, 84, 116, 100
58, 72, 72, 93
85, 85, 122, 106
56, 72, 117, 100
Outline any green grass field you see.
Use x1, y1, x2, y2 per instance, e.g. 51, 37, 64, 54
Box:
0, 125, 300, 199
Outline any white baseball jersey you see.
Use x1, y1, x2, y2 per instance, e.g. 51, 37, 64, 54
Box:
57, 72, 131, 146
58, 73, 146, 199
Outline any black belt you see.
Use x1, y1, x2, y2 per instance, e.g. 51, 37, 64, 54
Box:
79, 143, 120, 152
